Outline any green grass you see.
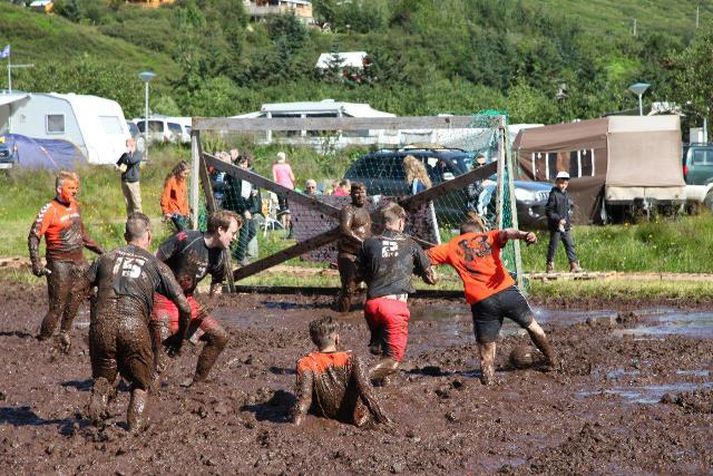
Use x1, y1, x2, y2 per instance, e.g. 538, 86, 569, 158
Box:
528, 278, 713, 301
520, 214, 713, 273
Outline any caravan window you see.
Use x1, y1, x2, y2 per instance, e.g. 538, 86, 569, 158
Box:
100, 116, 123, 135
531, 149, 595, 180
46, 114, 65, 134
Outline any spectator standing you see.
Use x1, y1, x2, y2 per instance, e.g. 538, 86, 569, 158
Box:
304, 179, 321, 195
545, 171, 582, 273
403, 154, 440, 244
272, 151, 295, 231
333, 179, 351, 197
224, 155, 261, 265
116, 137, 143, 217
160, 160, 191, 232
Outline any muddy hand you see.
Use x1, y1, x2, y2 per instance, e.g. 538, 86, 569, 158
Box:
32, 263, 51, 277
163, 334, 183, 357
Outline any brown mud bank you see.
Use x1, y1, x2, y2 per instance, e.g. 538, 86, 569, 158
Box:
0, 281, 711, 474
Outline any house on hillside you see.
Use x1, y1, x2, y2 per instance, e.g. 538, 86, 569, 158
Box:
244, 0, 313, 23
315, 51, 368, 70
0, 92, 130, 167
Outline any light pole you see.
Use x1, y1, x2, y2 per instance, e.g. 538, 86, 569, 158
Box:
628, 82, 650, 116
138, 71, 156, 161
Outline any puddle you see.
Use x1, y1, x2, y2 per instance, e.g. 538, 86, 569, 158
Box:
578, 381, 713, 404
613, 311, 713, 338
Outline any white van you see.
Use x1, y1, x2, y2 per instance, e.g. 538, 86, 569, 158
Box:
133, 116, 191, 145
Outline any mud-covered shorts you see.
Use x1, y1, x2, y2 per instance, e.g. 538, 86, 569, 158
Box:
470, 285, 534, 344
363, 297, 410, 362
151, 293, 219, 335
89, 317, 153, 390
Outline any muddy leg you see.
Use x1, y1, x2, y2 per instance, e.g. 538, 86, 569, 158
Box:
87, 377, 114, 425
149, 320, 167, 375
192, 326, 229, 384
526, 321, 559, 370
38, 262, 64, 340
127, 388, 147, 432
57, 264, 90, 352
369, 357, 399, 385
478, 342, 497, 385
336, 256, 357, 313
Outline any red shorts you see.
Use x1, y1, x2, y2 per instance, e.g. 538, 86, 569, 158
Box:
363, 297, 410, 362
151, 293, 219, 335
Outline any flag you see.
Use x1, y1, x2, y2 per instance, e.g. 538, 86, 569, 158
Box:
0, 45, 9, 59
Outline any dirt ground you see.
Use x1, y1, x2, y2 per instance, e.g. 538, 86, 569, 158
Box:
0, 279, 711, 474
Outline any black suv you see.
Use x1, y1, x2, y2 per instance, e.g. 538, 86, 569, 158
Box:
343, 147, 551, 229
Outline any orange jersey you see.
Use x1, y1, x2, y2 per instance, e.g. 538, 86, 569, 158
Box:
427, 230, 514, 304
296, 351, 352, 376
160, 176, 189, 216
28, 199, 100, 262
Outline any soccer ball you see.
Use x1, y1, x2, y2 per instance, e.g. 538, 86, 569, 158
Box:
509, 345, 537, 369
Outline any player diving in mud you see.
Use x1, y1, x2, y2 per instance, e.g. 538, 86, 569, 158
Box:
292, 316, 390, 427
84, 213, 190, 431
28, 170, 104, 352
150, 210, 241, 387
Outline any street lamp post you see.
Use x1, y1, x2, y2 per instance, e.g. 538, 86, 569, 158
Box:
138, 71, 156, 161
628, 82, 650, 116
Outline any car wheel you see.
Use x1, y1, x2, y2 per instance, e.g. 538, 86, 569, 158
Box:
704, 190, 713, 211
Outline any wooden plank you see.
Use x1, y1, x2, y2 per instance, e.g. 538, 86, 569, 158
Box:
193, 115, 480, 132
230, 284, 464, 300
204, 153, 342, 219
233, 228, 341, 281
398, 161, 497, 210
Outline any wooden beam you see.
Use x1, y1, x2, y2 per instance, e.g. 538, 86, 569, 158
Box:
193, 115, 481, 132
204, 153, 342, 219
398, 161, 497, 210
233, 228, 341, 281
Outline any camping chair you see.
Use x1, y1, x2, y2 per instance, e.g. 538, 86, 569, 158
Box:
262, 191, 283, 236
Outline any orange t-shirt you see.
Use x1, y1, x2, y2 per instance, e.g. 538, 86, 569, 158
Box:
427, 230, 514, 304
296, 351, 352, 376
28, 199, 96, 262
160, 176, 189, 216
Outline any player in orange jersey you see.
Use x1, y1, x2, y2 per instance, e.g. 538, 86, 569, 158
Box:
291, 316, 389, 427
28, 171, 104, 351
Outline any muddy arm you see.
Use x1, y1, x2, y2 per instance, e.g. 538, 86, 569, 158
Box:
502, 229, 536, 245
353, 357, 390, 424
291, 370, 314, 426
340, 207, 363, 246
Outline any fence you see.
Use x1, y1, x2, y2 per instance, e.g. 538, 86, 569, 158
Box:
189, 114, 522, 293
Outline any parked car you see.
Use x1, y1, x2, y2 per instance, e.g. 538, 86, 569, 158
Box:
343, 147, 550, 229
478, 179, 552, 230
682, 143, 713, 185
0, 138, 16, 170
133, 116, 191, 145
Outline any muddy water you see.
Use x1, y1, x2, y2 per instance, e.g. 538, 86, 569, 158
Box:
2, 283, 712, 474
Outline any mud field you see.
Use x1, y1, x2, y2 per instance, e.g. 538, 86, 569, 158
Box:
0, 280, 711, 474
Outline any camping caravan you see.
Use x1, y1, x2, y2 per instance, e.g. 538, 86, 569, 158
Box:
513, 115, 686, 224
0, 92, 131, 167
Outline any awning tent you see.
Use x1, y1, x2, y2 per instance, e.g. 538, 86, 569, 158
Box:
513, 115, 684, 224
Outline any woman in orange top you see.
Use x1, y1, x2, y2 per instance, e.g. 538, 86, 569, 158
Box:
160, 161, 190, 231
427, 214, 558, 386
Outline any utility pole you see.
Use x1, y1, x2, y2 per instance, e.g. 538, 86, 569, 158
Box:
632, 18, 637, 36
696, 5, 700, 29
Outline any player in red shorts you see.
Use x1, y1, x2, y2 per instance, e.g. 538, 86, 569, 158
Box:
28, 170, 104, 352
150, 210, 241, 387
427, 214, 559, 385
291, 316, 389, 427
356, 202, 436, 383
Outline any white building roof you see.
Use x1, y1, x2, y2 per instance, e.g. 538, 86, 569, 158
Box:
234, 99, 395, 118
0, 93, 29, 107
315, 51, 367, 69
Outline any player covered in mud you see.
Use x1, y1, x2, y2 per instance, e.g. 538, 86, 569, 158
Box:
336, 183, 371, 313
356, 202, 437, 383
85, 213, 191, 431
150, 210, 241, 387
291, 316, 390, 427
28, 170, 104, 351
427, 214, 559, 385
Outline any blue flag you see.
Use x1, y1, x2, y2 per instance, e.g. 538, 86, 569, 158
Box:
0, 45, 9, 59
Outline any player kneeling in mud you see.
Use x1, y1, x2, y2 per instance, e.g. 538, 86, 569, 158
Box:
427, 214, 559, 385
291, 316, 390, 427
84, 213, 191, 431
150, 210, 241, 387
356, 202, 437, 384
